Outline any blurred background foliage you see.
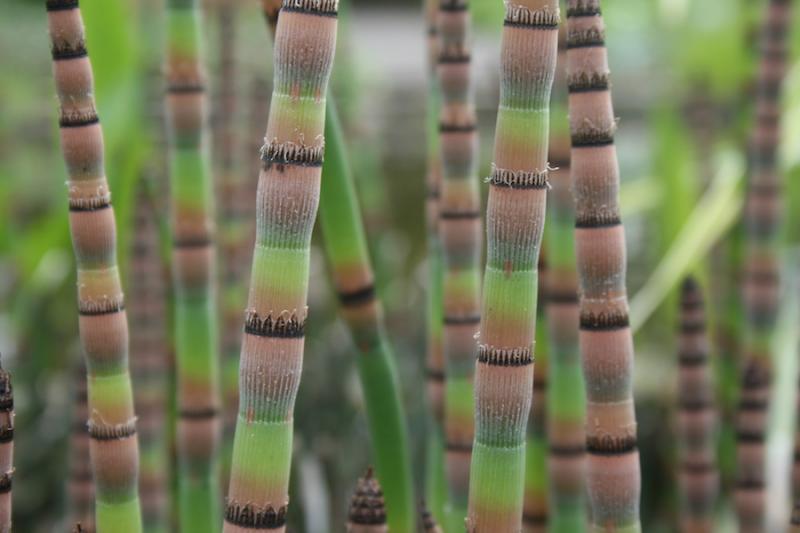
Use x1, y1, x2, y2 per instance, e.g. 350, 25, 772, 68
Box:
3, 0, 800, 531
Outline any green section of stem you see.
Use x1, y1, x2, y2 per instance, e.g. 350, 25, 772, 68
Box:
425, 429, 448, 527
165, 1, 220, 531
319, 101, 415, 532
470, 442, 526, 513
95, 498, 143, 533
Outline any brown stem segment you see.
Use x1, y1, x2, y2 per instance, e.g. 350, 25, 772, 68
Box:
565, 1, 641, 530
736, 1, 790, 530
676, 278, 717, 533
46, 2, 142, 529
0, 363, 13, 533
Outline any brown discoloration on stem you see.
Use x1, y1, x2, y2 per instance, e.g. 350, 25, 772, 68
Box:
224, 501, 288, 531
0, 363, 13, 533
347, 468, 388, 532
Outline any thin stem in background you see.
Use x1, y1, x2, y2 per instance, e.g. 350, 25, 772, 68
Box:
544, 138, 586, 533
676, 278, 717, 533
45, 2, 143, 530
69, 364, 95, 533
467, 1, 559, 530
163, 0, 222, 529
435, 0, 482, 527
224, 1, 339, 531
735, 0, 790, 530
128, 184, 170, 532
565, 0, 641, 529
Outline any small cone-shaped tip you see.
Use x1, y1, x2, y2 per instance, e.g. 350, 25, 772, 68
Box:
419, 501, 443, 533
348, 467, 387, 526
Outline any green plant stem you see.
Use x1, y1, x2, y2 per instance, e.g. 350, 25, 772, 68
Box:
318, 101, 416, 532
466, 2, 559, 530
544, 152, 586, 533
164, 0, 221, 530
224, 2, 339, 531
46, 3, 143, 530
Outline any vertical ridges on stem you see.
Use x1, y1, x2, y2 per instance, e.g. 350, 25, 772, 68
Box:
676, 278, 717, 533
545, 139, 586, 533
129, 185, 170, 532
735, 0, 790, 529
225, 2, 339, 531
0, 361, 13, 533
565, 0, 641, 530
164, 0, 221, 529
436, 0, 481, 524
347, 468, 388, 533
45, 2, 143, 530
467, 1, 559, 531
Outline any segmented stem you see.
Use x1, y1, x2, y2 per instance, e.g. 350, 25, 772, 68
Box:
164, 0, 221, 528
676, 278, 718, 533
224, 2, 339, 531
467, 1, 559, 531
45, 3, 143, 530
565, 1, 641, 530
435, 0, 482, 525
0, 363, 13, 533
735, 0, 790, 529
128, 185, 170, 532
544, 138, 587, 533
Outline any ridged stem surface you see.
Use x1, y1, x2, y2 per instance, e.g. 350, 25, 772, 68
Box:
164, 0, 222, 529
734, 1, 790, 531
46, 3, 143, 531
676, 278, 717, 533
466, 1, 559, 531
435, 0, 482, 526
545, 147, 587, 533
565, 1, 641, 530
224, 2, 339, 531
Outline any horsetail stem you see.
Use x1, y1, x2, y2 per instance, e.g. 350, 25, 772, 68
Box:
347, 468, 388, 533
425, 0, 445, 435
319, 102, 415, 532
45, 3, 143, 530
164, 0, 222, 528
224, 2, 339, 531
544, 140, 587, 533
523, 256, 549, 532
676, 278, 717, 533
565, 1, 641, 530
70, 364, 95, 532
466, 1, 559, 530
735, 1, 790, 529
128, 185, 170, 532
212, 0, 249, 496
0, 362, 13, 533
435, 0, 482, 525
